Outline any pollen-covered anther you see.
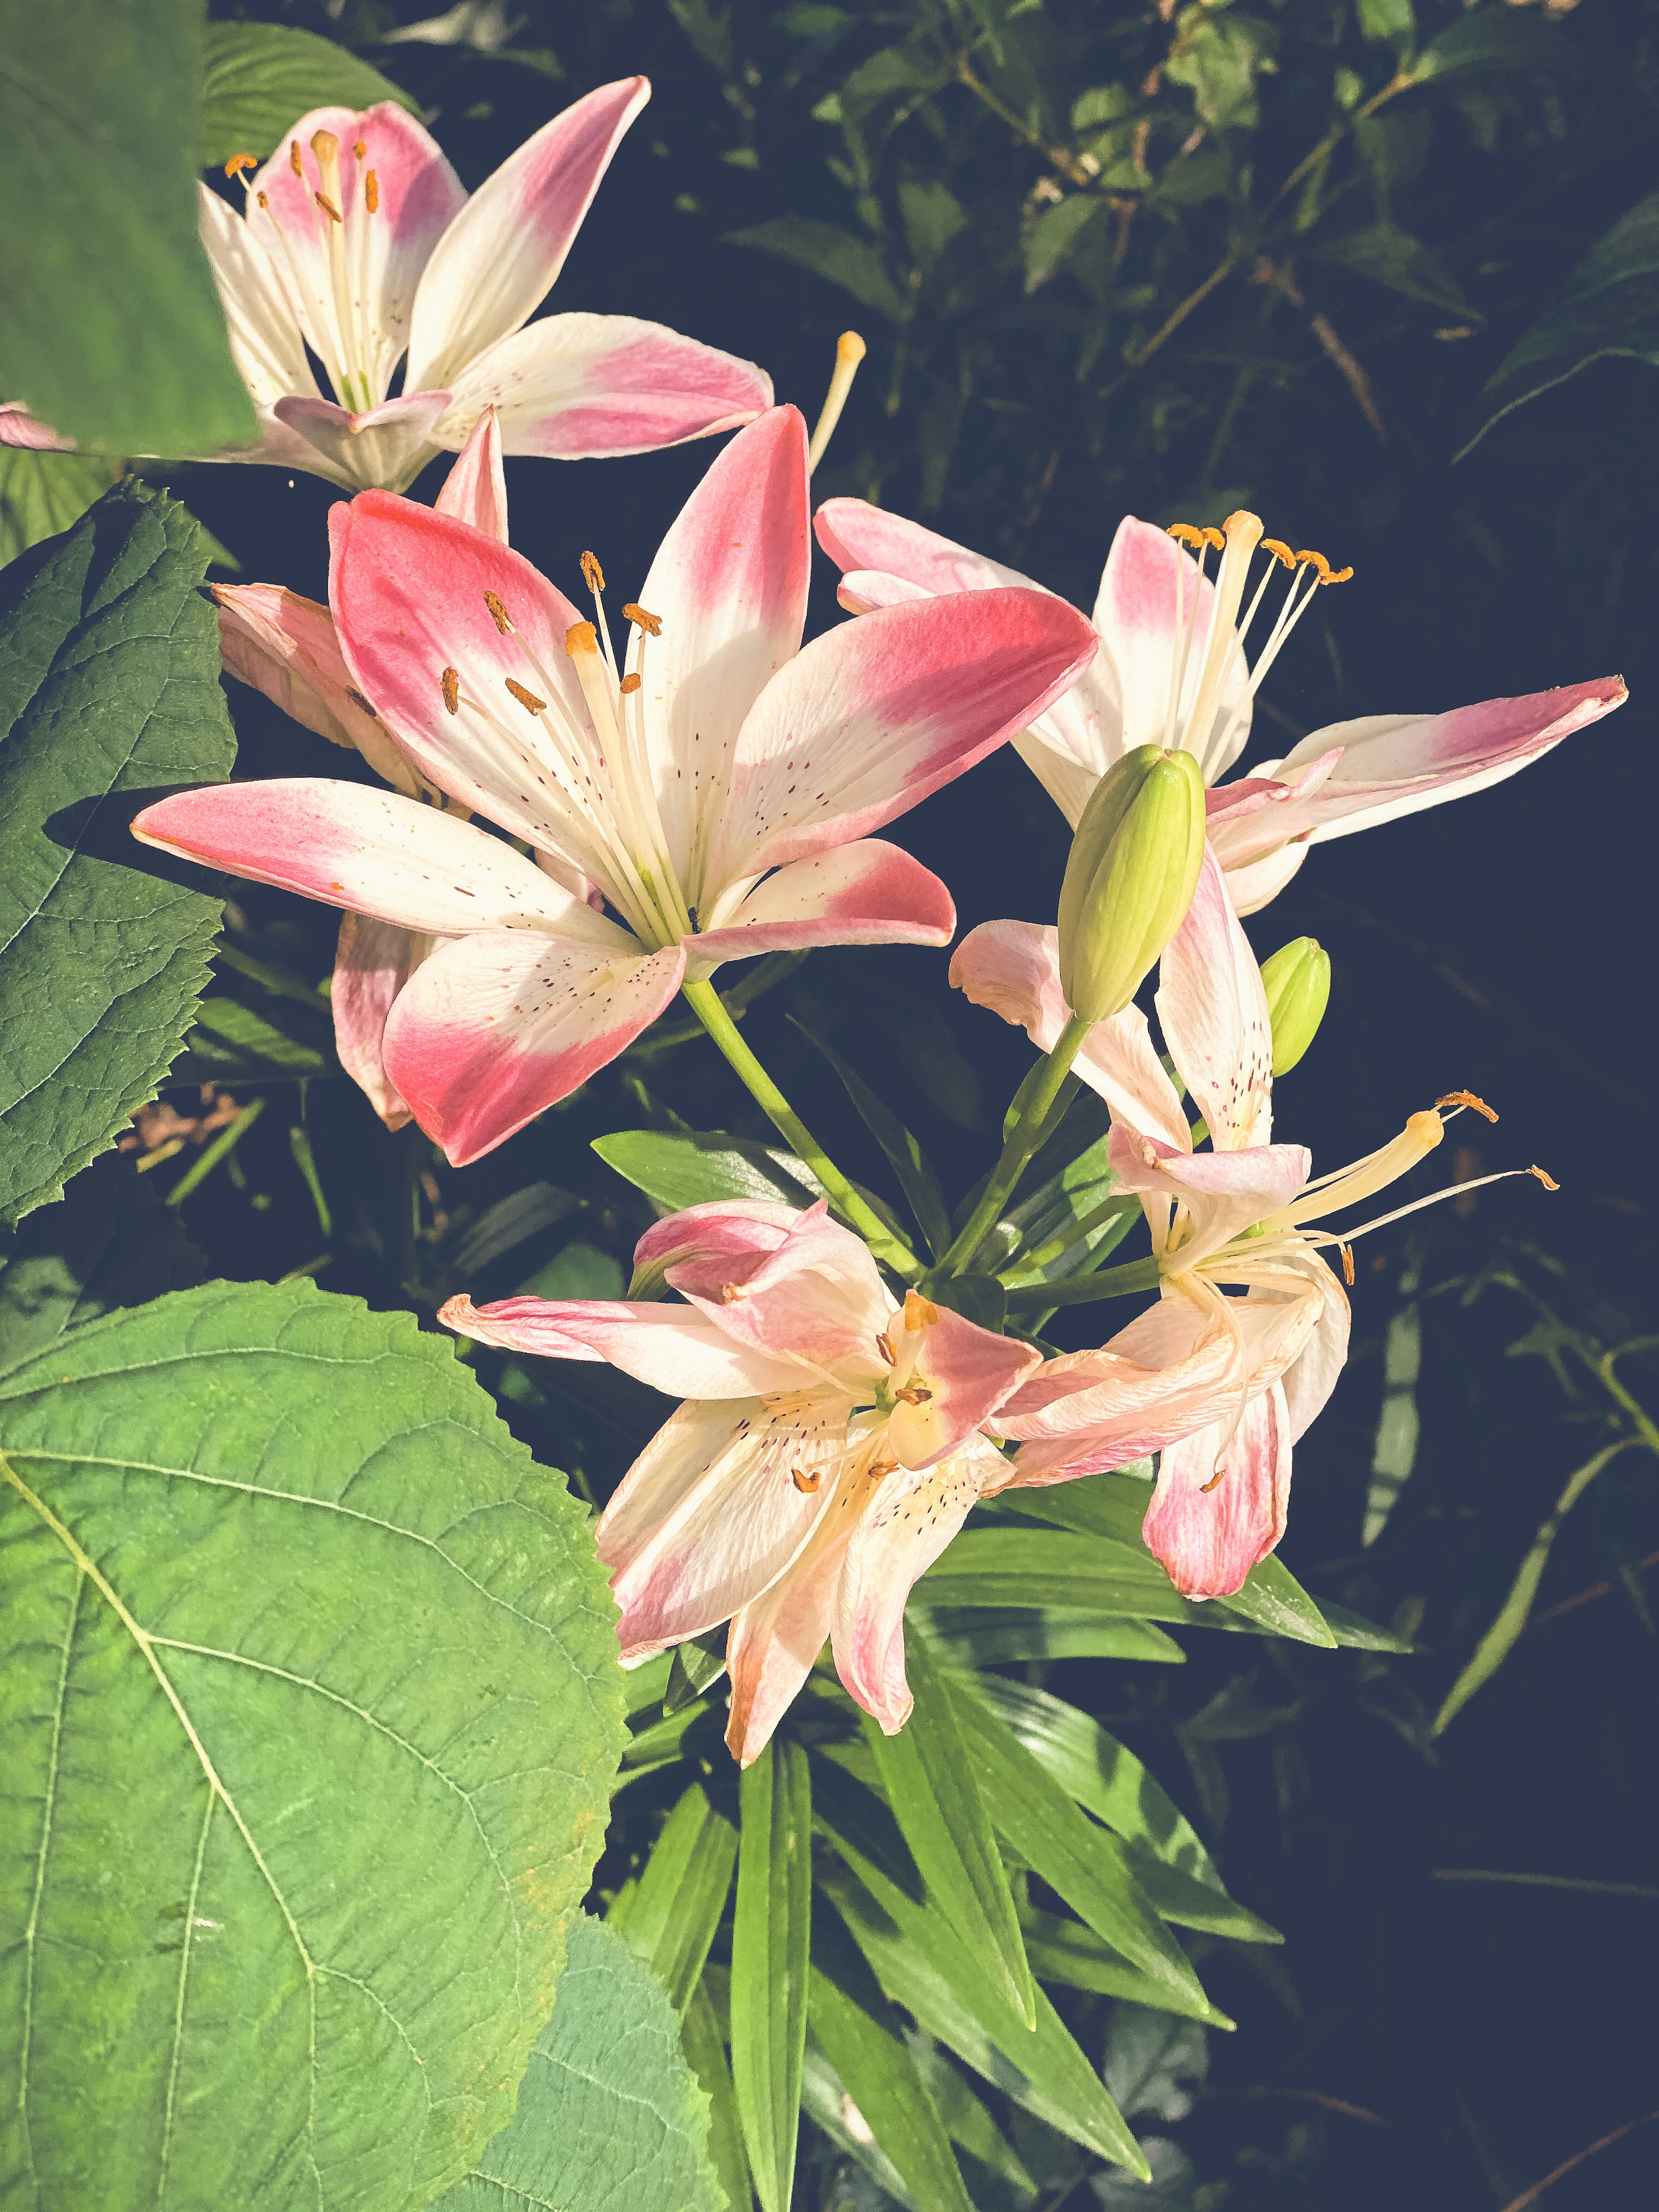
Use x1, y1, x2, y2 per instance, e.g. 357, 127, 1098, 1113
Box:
315, 192, 343, 224
903, 1290, 938, 1329
873, 1331, 895, 1366
483, 591, 512, 635
224, 153, 256, 179
1167, 524, 1208, 548
289, 140, 302, 176
353, 139, 367, 157
565, 620, 599, 658
1260, 537, 1296, 569
441, 666, 460, 715
1436, 1089, 1499, 1123
365, 171, 379, 215
1340, 1241, 1356, 1286
1530, 1165, 1560, 1192
719, 1281, 749, 1304
257, 190, 270, 212
893, 1385, 934, 1406
619, 672, 642, 696
505, 678, 546, 714
623, 602, 662, 636
1201, 1458, 1227, 1494
791, 1467, 822, 1494
580, 550, 606, 594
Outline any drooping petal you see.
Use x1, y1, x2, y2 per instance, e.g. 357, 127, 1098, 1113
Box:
814, 498, 1040, 598
130, 779, 594, 935
886, 1306, 1040, 1470
1272, 1254, 1351, 1442
332, 912, 432, 1126
832, 1430, 1007, 1732
1154, 844, 1274, 1152
1093, 517, 1252, 776
272, 390, 451, 492
328, 491, 618, 887
709, 587, 1099, 890
665, 1201, 891, 1377
437, 313, 772, 460
212, 582, 423, 794
1109, 1123, 1311, 1267
432, 405, 508, 541
1217, 839, 1309, 916
632, 1199, 798, 1283
691, 839, 953, 967
949, 920, 1188, 1150
248, 105, 465, 406
381, 927, 685, 1164
437, 1292, 809, 1397
599, 1396, 852, 1656
0, 404, 75, 452
406, 77, 650, 391
628, 406, 810, 901
1142, 1382, 1293, 1600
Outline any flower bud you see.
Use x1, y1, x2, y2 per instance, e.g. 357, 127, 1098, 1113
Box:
1057, 745, 1207, 1023
1259, 936, 1331, 1074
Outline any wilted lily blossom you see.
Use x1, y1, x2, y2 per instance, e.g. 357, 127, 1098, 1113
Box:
815, 499, 1627, 915
959, 851, 1555, 1599
132, 407, 1096, 1163
442, 1199, 1040, 1762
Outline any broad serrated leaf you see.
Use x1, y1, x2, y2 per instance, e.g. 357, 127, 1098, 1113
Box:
429, 1915, 723, 2212
609, 1780, 737, 2011
199, 24, 419, 166
725, 218, 906, 321
0, 484, 235, 1223
0, 1278, 624, 2209
789, 1019, 953, 1259
731, 1738, 812, 2212
0, 1151, 205, 1370
863, 1630, 1036, 2028
0, 4, 255, 456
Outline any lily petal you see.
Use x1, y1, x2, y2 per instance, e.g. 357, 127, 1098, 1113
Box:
692, 839, 954, 967
212, 582, 422, 794
633, 1199, 799, 1281
666, 1201, 890, 1375
381, 927, 685, 1164
1154, 844, 1274, 1152
438, 312, 772, 459
197, 183, 321, 416
1143, 1382, 1292, 1600
710, 587, 1099, 887
272, 390, 451, 492
0, 404, 74, 452
1109, 1124, 1311, 1266
130, 778, 593, 935
332, 912, 430, 1127
1092, 516, 1252, 775
438, 1292, 810, 1397
886, 1306, 1040, 1470
433, 405, 508, 541
407, 77, 650, 392
632, 406, 810, 900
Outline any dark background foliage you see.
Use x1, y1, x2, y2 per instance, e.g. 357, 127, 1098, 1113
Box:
146, 2, 1659, 2204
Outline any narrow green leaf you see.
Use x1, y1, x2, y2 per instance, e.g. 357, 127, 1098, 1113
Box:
941, 1672, 1213, 2013
1216, 1553, 1338, 1649
0, 1279, 624, 2205
925, 1273, 1008, 1332
594, 1126, 817, 1215
1020, 1906, 1233, 2026
430, 1916, 723, 2212
0, 484, 236, 1223
0, 4, 256, 455
198, 24, 418, 166
171, 994, 332, 1082
731, 1738, 812, 2212
906, 2037, 1038, 2201
913, 1605, 1185, 1666
971, 1677, 1281, 1943
810, 1915, 976, 2212
862, 1630, 1036, 2029
788, 1019, 954, 1259
682, 1982, 753, 2212
801, 2040, 918, 2206
610, 1780, 737, 2010
666, 1626, 729, 1713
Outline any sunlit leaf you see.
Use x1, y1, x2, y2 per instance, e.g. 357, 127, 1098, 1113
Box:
1020, 1907, 1231, 2026
913, 1605, 1185, 1667
731, 1738, 812, 2212
683, 1982, 753, 2212
609, 1779, 737, 2010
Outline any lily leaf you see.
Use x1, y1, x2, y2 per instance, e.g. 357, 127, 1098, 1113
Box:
790, 1017, 953, 1259
1020, 1906, 1233, 2026
608, 1779, 737, 2011
730, 1738, 812, 2212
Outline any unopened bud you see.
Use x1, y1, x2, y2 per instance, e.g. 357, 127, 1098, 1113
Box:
1259, 937, 1331, 1074
1057, 745, 1206, 1023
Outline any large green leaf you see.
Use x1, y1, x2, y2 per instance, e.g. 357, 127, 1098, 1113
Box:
730, 1739, 811, 2212
0, 451, 122, 570
429, 1915, 722, 2212
0, 484, 235, 1224
199, 25, 419, 167
0, 1279, 624, 2209
0, 3, 255, 456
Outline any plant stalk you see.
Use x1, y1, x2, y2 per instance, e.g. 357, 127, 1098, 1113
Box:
942, 1013, 1093, 1276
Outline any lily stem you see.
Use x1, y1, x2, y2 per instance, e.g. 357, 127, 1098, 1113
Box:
1003, 1254, 1165, 1314
681, 977, 923, 1281
942, 1012, 1093, 1276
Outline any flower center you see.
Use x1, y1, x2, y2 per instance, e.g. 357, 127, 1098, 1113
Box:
232, 133, 386, 416
1163, 510, 1353, 780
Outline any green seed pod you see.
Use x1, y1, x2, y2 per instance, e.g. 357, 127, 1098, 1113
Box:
1057, 744, 1207, 1023
1259, 936, 1331, 1074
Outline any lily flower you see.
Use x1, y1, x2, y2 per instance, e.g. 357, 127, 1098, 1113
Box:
957, 851, 1554, 1597
132, 407, 1097, 1163
440, 1198, 1041, 1761
2, 81, 771, 486
814, 500, 1626, 914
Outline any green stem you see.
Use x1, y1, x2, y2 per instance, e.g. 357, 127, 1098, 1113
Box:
165, 1096, 266, 1209
942, 1013, 1093, 1276
1002, 1254, 1164, 1315
681, 977, 922, 1281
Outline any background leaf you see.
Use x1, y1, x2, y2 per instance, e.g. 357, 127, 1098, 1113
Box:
0, 484, 235, 1224
0, 1277, 624, 2208
429, 1914, 723, 2212
198, 24, 419, 166
0, 1, 254, 454
731, 1738, 812, 2212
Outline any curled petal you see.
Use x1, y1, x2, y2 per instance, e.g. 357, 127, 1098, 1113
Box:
665, 1200, 890, 1376
332, 912, 432, 1126
433, 405, 509, 541
693, 839, 953, 968
1143, 1382, 1293, 1600
213, 582, 422, 795
438, 1294, 808, 1398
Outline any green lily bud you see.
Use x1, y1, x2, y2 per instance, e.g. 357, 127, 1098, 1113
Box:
1259, 936, 1331, 1074
1057, 744, 1207, 1023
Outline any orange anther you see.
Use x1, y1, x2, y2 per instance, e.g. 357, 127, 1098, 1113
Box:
580, 550, 606, 593
1325, 566, 1354, 584
623, 602, 662, 636
365, 170, 379, 215
441, 666, 460, 715
1294, 549, 1332, 580
903, 1290, 938, 1330
1201, 1460, 1227, 1494
314, 192, 343, 224
256, 190, 270, 212
873, 1331, 895, 1367
1167, 523, 1208, 547
1529, 1165, 1560, 1192
483, 591, 512, 635
1340, 1242, 1356, 1286
224, 153, 256, 179
505, 677, 546, 714
619, 672, 642, 696
353, 139, 367, 158
893, 1385, 934, 1406
1436, 1090, 1499, 1123
1201, 525, 1225, 550
1260, 537, 1296, 569
791, 1467, 822, 1494
289, 140, 302, 176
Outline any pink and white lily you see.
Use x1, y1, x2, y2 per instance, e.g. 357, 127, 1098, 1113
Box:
132, 406, 1097, 1164
815, 500, 1627, 915
3, 81, 770, 486
958, 852, 1553, 1597
440, 1198, 1041, 1761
